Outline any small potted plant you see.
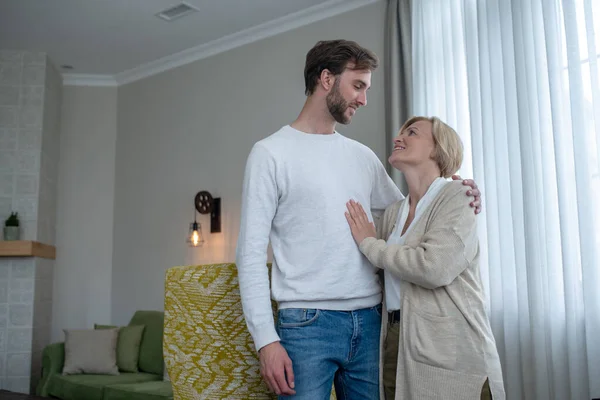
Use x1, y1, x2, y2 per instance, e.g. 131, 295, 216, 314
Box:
3, 212, 20, 241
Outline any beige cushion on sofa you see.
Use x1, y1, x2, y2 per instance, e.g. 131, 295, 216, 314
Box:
62, 328, 119, 375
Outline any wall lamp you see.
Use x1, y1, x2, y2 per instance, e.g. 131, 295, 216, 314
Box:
187, 191, 221, 247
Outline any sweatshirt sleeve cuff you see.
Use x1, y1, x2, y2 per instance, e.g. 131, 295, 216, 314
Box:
253, 325, 281, 353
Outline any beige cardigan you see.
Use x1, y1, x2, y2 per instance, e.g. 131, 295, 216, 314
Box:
360, 181, 505, 400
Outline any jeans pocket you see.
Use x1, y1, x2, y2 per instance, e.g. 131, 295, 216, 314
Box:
277, 308, 320, 328
374, 303, 383, 317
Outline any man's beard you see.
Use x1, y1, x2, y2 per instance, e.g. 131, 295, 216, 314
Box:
326, 80, 353, 125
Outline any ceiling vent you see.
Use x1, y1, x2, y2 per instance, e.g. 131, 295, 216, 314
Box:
156, 2, 199, 21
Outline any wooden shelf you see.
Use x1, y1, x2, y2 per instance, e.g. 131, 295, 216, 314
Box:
0, 241, 56, 259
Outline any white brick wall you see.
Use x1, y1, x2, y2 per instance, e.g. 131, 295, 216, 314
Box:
0, 49, 60, 394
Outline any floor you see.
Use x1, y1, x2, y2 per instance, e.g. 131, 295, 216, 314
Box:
0, 390, 48, 399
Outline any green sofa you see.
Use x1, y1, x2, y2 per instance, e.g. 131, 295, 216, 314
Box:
36, 311, 173, 400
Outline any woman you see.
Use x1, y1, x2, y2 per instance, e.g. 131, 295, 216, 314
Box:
345, 116, 504, 400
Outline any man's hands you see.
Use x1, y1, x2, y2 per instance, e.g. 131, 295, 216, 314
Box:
259, 342, 295, 396
452, 175, 482, 214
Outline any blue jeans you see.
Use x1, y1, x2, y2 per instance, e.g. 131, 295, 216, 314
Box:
276, 305, 382, 400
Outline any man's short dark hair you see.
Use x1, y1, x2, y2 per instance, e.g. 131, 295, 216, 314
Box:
304, 39, 379, 95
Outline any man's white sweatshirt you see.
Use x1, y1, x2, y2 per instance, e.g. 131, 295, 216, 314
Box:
236, 125, 403, 351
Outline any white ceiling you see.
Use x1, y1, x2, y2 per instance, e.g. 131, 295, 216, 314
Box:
0, 0, 376, 84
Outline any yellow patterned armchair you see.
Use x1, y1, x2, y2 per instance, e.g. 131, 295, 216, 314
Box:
164, 264, 337, 400
164, 263, 275, 399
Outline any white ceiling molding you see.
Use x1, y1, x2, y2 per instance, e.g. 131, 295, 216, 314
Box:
62, 73, 118, 87
62, 0, 380, 87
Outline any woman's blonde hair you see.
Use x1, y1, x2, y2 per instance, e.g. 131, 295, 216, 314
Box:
399, 116, 464, 178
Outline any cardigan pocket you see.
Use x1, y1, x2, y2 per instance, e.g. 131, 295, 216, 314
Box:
408, 308, 458, 370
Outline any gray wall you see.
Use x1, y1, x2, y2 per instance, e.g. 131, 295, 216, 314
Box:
52, 86, 117, 341
111, 1, 389, 324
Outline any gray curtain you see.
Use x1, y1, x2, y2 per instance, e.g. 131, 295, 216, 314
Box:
385, 0, 412, 194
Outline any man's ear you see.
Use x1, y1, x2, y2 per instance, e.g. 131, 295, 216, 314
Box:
319, 69, 335, 91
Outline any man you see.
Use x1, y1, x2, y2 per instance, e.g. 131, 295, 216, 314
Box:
236, 40, 481, 399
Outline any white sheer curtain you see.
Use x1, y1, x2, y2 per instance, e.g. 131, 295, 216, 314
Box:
411, 0, 600, 398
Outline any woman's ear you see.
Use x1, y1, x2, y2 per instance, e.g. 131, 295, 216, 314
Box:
429, 147, 438, 162
430, 147, 445, 176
